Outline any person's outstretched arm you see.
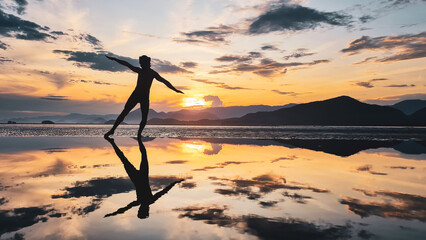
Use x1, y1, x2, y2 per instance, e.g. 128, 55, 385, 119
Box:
151, 179, 184, 204
154, 72, 184, 94
106, 55, 140, 73
104, 200, 140, 217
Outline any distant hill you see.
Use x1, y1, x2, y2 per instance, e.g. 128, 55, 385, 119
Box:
410, 107, 426, 126
390, 100, 426, 115
222, 96, 410, 126
125, 104, 295, 124
149, 96, 413, 126
4, 113, 116, 124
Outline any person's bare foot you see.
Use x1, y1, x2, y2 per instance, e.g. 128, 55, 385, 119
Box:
104, 130, 114, 139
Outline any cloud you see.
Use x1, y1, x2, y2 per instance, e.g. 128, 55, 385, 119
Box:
271, 155, 297, 163
355, 164, 387, 175
203, 95, 223, 107
191, 79, 251, 90
364, 93, 426, 105
33, 158, 74, 177
210, 58, 329, 77
271, 90, 297, 96
193, 160, 249, 171
0, 206, 56, 236
248, 4, 352, 34
283, 48, 315, 60
0, 93, 126, 118
179, 181, 197, 189
165, 160, 188, 164
180, 61, 198, 68
69, 79, 116, 86
0, 56, 13, 63
385, 84, 415, 88
174, 205, 352, 239
354, 78, 387, 88
210, 174, 329, 205
339, 188, 426, 221
175, 25, 236, 45
0, 40, 9, 50
53, 50, 191, 73
0, 8, 52, 41
261, 44, 279, 51
77, 33, 103, 48
12, 0, 28, 15
342, 32, 426, 62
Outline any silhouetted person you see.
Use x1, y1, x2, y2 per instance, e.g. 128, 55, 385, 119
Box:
104, 55, 184, 138
104, 136, 183, 219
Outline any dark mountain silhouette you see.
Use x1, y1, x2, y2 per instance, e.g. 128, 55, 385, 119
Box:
125, 104, 295, 124
222, 96, 410, 126
274, 139, 401, 157
391, 100, 426, 115
409, 107, 426, 126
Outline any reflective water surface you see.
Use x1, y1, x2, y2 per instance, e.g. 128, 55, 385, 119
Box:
0, 137, 425, 239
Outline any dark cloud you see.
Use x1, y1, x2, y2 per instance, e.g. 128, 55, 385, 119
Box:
354, 78, 387, 88
50, 31, 66, 36
175, 25, 236, 45
52, 175, 185, 199
283, 48, 316, 60
271, 155, 297, 163
203, 143, 223, 155
13, 0, 28, 15
78, 33, 103, 48
259, 200, 278, 208
356, 164, 388, 175
340, 188, 426, 221
193, 160, 249, 171
174, 205, 352, 239
179, 181, 197, 189
388, 166, 415, 169
203, 95, 223, 107
342, 32, 426, 63
0, 40, 9, 50
53, 50, 190, 73
359, 15, 375, 23
40, 95, 68, 101
180, 61, 198, 68
210, 58, 329, 77
249, 4, 352, 34
215, 51, 262, 64
0, 197, 7, 205
261, 44, 279, 51
165, 160, 188, 164
271, 90, 297, 95
0, 8, 52, 41
191, 79, 251, 90
0, 206, 54, 236
0, 56, 13, 63
211, 174, 329, 205
69, 79, 114, 86
71, 198, 102, 216
385, 84, 415, 88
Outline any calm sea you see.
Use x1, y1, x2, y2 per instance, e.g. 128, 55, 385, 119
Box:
0, 124, 425, 140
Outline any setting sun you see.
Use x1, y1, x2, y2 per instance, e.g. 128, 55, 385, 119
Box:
182, 96, 212, 109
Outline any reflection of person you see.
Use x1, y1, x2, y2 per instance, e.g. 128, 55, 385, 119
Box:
104, 55, 184, 138
104, 136, 183, 219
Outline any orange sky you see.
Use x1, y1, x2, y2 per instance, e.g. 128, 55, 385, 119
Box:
0, 0, 425, 117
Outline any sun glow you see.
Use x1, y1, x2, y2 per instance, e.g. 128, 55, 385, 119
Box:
182, 95, 212, 108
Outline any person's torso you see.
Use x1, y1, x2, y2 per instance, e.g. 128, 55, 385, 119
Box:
134, 68, 155, 97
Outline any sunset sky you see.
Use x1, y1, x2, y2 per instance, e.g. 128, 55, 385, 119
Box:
0, 0, 425, 118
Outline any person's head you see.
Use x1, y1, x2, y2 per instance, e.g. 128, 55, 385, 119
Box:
139, 55, 151, 69
137, 203, 150, 219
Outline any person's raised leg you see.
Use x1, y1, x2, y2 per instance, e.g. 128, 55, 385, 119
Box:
137, 100, 149, 137
105, 93, 138, 138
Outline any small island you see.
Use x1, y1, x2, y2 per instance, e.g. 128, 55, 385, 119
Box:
41, 120, 55, 124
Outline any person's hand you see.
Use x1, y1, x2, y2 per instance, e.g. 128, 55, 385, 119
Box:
105, 55, 115, 60
176, 90, 184, 94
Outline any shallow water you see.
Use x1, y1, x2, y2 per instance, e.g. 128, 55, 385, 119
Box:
0, 137, 425, 239
1, 124, 425, 140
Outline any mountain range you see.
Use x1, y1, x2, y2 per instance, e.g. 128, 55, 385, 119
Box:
2, 96, 425, 126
